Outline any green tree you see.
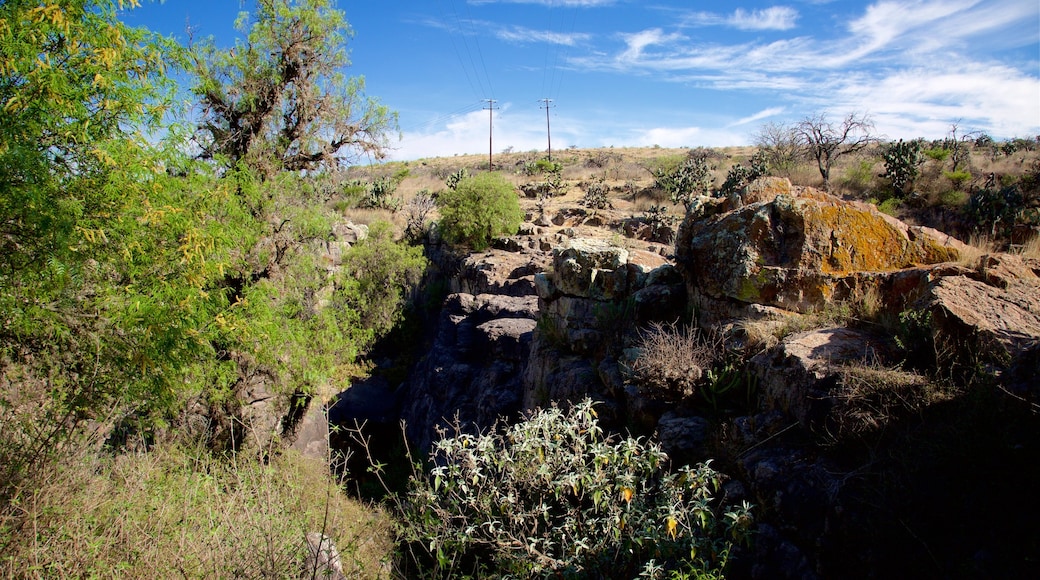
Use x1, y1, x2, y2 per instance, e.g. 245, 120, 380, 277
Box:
438, 172, 522, 250
189, 0, 397, 175
0, 0, 206, 496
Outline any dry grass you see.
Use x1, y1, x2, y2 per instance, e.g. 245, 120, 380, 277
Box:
736, 304, 853, 352
0, 437, 393, 578
1016, 234, 1040, 259
829, 362, 957, 440
957, 233, 1001, 266
628, 322, 722, 400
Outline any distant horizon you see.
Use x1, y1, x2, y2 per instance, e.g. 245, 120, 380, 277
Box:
125, 0, 1040, 162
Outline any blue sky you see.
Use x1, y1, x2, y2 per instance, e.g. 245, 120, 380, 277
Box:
124, 1, 1040, 161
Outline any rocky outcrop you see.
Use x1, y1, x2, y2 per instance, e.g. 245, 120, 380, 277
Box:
675, 179, 965, 319
749, 326, 892, 429
399, 292, 539, 451
924, 253, 1040, 393
523, 238, 685, 411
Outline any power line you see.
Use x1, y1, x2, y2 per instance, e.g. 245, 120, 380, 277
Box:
484, 99, 498, 170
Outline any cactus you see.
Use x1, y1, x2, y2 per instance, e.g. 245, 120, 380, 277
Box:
654, 154, 714, 210
720, 151, 769, 196
882, 139, 924, 198
445, 168, 469, 191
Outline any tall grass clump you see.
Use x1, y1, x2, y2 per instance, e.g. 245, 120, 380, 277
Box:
0, 434, 392, 578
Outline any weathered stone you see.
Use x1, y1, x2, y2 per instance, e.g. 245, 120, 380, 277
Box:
750, 327, 891, 428
553, 238, 630, 298
656, 412, 710, 463
398, 292, 539, 451
303, 532, 345, 580
676, 183, 963, 315
926, 253, 1040, 376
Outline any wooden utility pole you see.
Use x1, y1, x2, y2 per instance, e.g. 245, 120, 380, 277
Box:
484, 99, 498, 170
540, 98, 554, 161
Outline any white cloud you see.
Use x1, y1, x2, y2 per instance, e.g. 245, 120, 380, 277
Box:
729, 107, 787, 127
831, 62, 1040, 139
392, 106, 586, 161
495, 26, 591, 46
616, 28, 686, 64
683, 6, 799, 31
631, 126, 747, 149
729, 7, 800, 31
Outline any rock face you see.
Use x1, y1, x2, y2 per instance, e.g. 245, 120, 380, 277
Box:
523, 238, 686, 410
675, 180, 964, 318
925, 253, 1040, 393
399, 292, 539, 451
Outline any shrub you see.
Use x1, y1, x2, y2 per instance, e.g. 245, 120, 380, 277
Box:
437, 172, 522, 250
628, 322, 719, 400
392, 400, 753, 579
944, 170, 972, 190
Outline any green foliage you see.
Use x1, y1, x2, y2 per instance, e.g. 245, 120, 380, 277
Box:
842, 159, 876, 195
943, 170, 972, 190
923, 147, 950, 162
188, 0, 396, 174
445, 168, 469, 191
653, 152, 714, 210
882, 139, 924, 198
877, 197, 902, 216
720, 152, 768, 196
894, 309, 934, 368
437, 172, 522, 250
394, 400, 753, 579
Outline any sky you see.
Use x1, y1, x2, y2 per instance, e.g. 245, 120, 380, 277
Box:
123, 0, 1040, 162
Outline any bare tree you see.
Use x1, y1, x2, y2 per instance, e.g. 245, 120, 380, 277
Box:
753, 121, 801, 176
795, 112, 876, 189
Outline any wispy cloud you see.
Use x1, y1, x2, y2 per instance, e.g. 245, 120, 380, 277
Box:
495, 26, 591, 46
684, 6, 800, 31
468, 0, 616, 6
730, 7, 800, 30
729, 107, 787, 127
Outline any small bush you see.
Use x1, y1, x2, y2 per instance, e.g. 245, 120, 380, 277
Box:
944, 170, 972, 190
629, 322, 720, 400
437, 172, 522, 250
392, 400, 753, 579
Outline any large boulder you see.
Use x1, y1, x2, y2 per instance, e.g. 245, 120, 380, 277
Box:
749, 326, 892, 429
675, 180, 964, 317
925, 253, 1040, 393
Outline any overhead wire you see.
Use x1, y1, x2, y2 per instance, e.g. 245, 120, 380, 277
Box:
436, 0, 487, 101
400, 101, 486, 135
